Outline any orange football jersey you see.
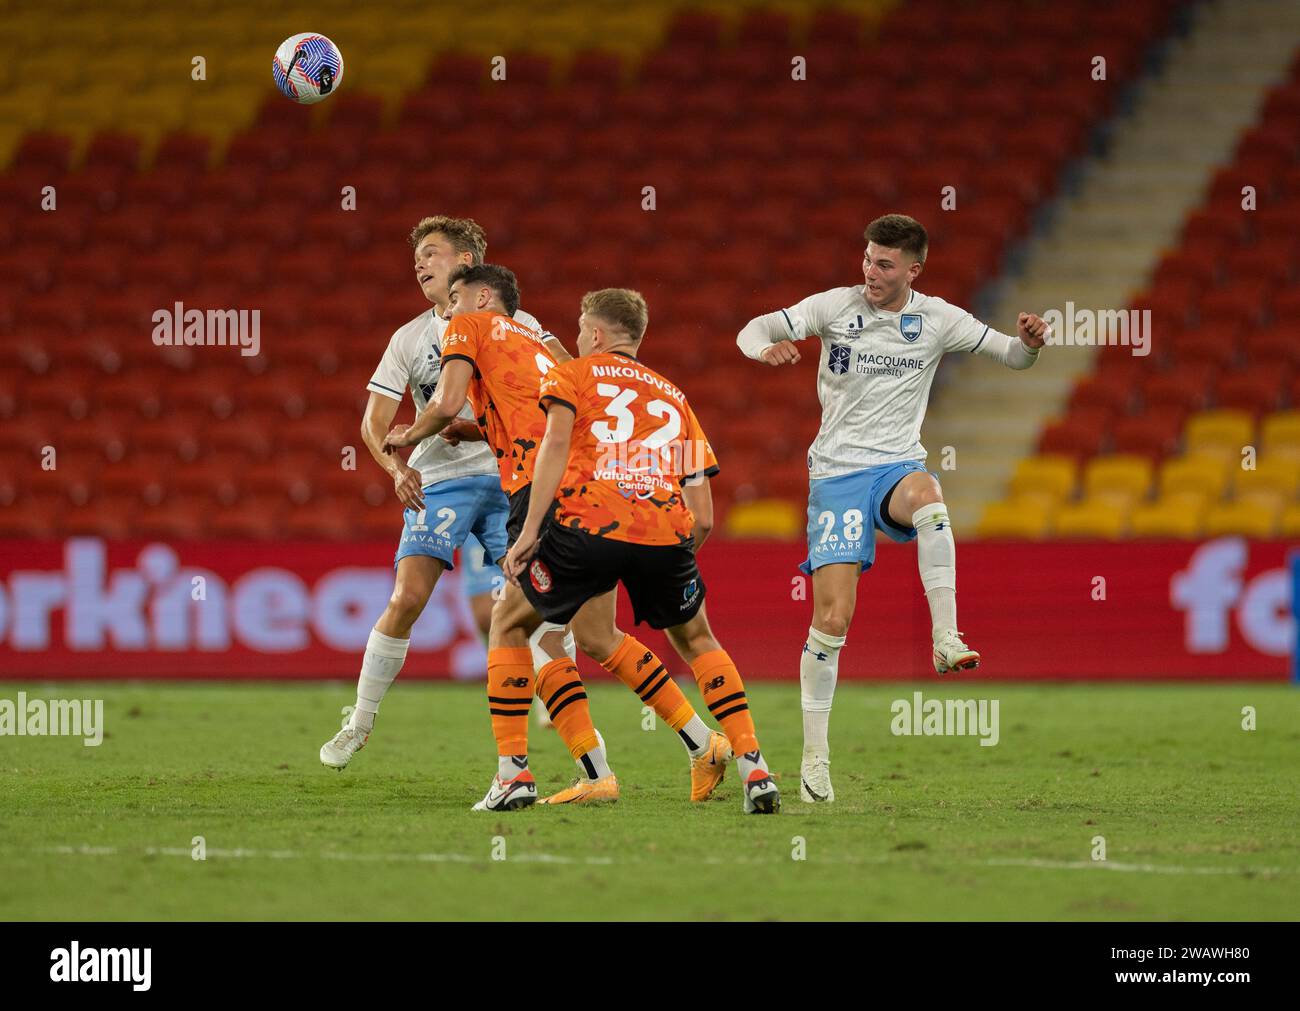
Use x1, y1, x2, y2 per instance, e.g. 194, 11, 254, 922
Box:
538, 350, 719, 545
441, 310, 557, 493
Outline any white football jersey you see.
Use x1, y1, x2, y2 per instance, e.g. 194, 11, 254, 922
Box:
778, 286, 1024, 478
368, 307, 551, 488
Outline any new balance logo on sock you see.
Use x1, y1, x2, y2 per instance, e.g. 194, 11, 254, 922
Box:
803, 643, 829, 661
500, 676, 530, 688
702, 676, 726, 693
635, 651, 654, 673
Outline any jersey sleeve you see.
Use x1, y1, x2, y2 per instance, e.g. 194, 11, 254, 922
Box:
367, 327, 410, 402
681, 401, 720, 484
440, 315, 484, 370
538, 359, 581, 415
778, 288, 842, 342
937, 300, 995, 354
513, 308, 554, 342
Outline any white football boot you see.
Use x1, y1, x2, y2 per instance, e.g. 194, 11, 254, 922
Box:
320, 706, 369, 770
933, 630, 981, 674
741, 767, 781, 814
471, 769, 538, 811
800, 750, 834, 803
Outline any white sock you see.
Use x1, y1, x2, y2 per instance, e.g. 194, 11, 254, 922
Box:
677, 714, 712, 757
577, 730, 612, 780
351, 628, 409, 733
800, 626, 845, 754
913, 503, 957, 642
498, 754, 528, 779
735, 747, 770, 781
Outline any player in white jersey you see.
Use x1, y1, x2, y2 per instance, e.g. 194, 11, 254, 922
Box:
736, 214, 1050, 803
320, 215, 572, 769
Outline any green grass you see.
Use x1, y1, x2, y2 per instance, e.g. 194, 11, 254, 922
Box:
2, 681, 1298, 921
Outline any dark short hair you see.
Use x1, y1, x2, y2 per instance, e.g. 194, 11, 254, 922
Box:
448, 263, 520, 316
865, 213, 928, 263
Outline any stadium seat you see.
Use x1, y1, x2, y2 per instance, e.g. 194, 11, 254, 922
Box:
1280, 503, 1300, 537
1232, 457, 1300, 502
1159, 455, 1230, 501
1007, 455, 1077, 502
1184, 410, 1255, 456
1083, 455, 1153, 504
1052, 499, 1128, 539
721, 499, 803, 539
1202, 500, 1280, 538
1128, 495, 1207, 538
976, 499, 1052, 540
1261, 411, 1300, 453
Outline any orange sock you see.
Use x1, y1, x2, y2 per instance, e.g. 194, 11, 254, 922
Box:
601, 634, 695, 732
536, 657, 600, 761
487, 646, 534, 756
691, 648, 758, 755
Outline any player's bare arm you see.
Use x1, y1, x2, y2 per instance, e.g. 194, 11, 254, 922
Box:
504, 404, 575, 581
681, 475, 714, 549
362, 391, 425, 511
384, 358, 474, 451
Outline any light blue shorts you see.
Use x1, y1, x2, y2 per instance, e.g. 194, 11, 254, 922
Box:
394, 474, 509, 572
458, 532, 504, 600
799, 460, 936, 575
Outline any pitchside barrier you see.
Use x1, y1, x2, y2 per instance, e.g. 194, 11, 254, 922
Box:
0, 537, 1293, 680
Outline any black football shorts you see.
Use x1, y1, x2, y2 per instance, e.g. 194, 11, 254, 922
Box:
519, 521, 706, 629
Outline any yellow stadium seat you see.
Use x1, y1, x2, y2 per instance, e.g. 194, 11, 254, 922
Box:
1129, 494, 1207, 538
1262, 411, 1300, 453
1052, 499, 1128, 539
1083, 454, 1152, 503
1280, 504, 1300, 537
976, 499, 1051, 540
1203, 500, 1280, 538
1233, 457, 1300, 502
1159, 454, 1229, 500
1185, 409, 1254, 456
1008, 454, 1077, 502
723, 499, 804, 539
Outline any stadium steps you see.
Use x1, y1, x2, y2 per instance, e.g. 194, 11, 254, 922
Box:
922, 0, 1300, 534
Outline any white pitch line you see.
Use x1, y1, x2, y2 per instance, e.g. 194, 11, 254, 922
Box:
34, 844, 1293, 876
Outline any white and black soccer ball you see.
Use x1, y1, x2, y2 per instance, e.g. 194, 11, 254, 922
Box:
272, 33, 344, 104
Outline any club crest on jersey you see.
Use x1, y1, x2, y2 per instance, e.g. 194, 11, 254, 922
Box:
828, 344, 851, 375
528, 559, 553, 593
900, 314, 923, 342
681, 578, 700, 608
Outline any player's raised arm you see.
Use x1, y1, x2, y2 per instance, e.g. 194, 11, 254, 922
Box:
504, 402, 575, 581
943, 306, 1047, 371
737, 309, 801, 366
361, 391, 425, 510
384, 358, 473, 451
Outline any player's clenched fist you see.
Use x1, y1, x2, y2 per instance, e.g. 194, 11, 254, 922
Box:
1017, 313, 1051, 349
439, 418, 483, 446
760, 340, 801, 366
382, 423, 415, 453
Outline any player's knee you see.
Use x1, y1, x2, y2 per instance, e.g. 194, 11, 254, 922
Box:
387, 584, 431, 624
572, 625, 620, 664
812, 601, 853, 639
901, 474, 944, 514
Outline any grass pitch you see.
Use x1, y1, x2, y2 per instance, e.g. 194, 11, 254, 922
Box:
2, 680, 1297, 921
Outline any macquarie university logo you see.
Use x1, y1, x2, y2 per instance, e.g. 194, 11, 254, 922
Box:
900, 314, 923, 342
828, 344, 851, 374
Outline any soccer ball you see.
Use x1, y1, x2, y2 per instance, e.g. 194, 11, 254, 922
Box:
272, 33, 344, 104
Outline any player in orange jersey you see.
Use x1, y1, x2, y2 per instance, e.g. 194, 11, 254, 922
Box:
504, 288, 780, 814
385, 266, 732, 809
